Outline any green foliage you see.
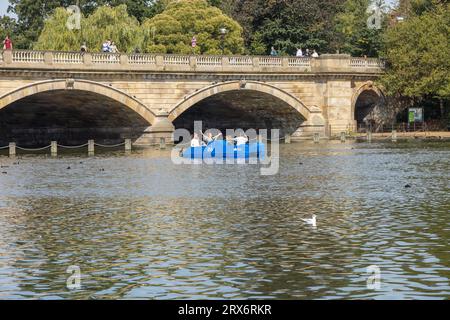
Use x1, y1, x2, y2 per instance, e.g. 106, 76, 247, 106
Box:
249, 32, 266, 55
379, 3, 450, 101
398, 0, 439, 16
34, 5, 143, 53
95, 0, 164, 22
33, 8, 82, 52
31, 1, 244, 54
7, 0, 166, 49
0, 15, 18, 41
7, 0, 72, 49
216, 0, 347, 55
334, 0, 386, 57
141, 0, 244, 54
82, 4, 143, 53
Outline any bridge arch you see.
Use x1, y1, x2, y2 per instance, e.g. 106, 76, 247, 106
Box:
352, 81, 386, 131
168, 81, 312, 135
169, 81, 311, 122
0, 79, 156, 125
0, 79, 158, 146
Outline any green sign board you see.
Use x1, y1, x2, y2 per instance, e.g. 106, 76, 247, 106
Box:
408, 108, 424, 123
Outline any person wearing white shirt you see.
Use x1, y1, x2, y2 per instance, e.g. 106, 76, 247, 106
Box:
296, 48, 303, 57
234, 132, 249, 146
191, 133, 203, 147
312, 50, 319, 58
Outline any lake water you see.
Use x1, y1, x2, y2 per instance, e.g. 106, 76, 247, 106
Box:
0, 141, 449, 299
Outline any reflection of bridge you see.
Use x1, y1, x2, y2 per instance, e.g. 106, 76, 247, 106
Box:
0, 50, 385, 146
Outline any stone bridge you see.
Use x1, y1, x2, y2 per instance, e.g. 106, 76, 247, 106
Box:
0, 50, 385, 146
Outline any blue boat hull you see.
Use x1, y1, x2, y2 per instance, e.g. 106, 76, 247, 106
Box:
182, 140, 265, 159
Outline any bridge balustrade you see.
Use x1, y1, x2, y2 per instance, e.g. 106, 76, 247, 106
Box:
0, 50, 385, 73
53, 51, 84, 64
128, 54, 156, 65
350, 57, 385, 68
12, 50, 45, 63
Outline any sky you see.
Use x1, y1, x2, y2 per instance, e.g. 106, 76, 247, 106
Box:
0, 0, 14, 17
0, 0, 399, 18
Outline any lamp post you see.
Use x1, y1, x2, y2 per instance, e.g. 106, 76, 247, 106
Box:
219, 27, 228, 55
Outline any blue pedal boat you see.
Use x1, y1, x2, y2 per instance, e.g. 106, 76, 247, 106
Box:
182, 140, 266, 159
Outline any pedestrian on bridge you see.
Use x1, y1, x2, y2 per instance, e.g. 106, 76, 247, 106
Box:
102, 40, 111, 53
3, 35, 13, 50
110, 42, 119, 53
80, 42, 87, 53
270, 46, 278, 56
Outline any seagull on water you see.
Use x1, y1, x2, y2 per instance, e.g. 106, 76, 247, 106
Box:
302, 214, 317, 227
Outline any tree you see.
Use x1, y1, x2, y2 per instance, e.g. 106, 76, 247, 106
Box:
34, 5, 143, 53
6, 0, 72, 48
397, 0, 439, 16
32, 8, 81, 52
7, 0, 165, 49
213, 0, 347, 55
334, 0, 388, 57
0, 15, 18, 42
141, 0, 245, 54
379, 3, 450, 119
87, 0, 167, 22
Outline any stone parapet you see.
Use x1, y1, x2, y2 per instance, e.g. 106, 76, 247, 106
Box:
0, 50, 385, 75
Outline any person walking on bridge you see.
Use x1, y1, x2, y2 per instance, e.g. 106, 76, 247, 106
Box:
80, 42, 87, 53
270, 46, 278, 56
110, 41, 119, 54
102, 40, 111, 53
3, 35, 12, 50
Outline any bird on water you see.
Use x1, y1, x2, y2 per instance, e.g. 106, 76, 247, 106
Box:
302, 214, 317, 227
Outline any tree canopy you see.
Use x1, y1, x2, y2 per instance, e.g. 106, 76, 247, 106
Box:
30, 1, 244, 54
4, 0, 165, 49
141, 0, 244, 54
33, 5, 143, 53
2, 0, 394, 56
334, 0, 387, 57
213, 0, 347, 55
379, 2, 450, 101
0, 15, 18, 43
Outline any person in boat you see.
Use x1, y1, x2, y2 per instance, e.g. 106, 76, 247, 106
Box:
201, 131, 222, 145
225, 135, 234, 145
191, 133, 205, 147
234, 131, 249, 146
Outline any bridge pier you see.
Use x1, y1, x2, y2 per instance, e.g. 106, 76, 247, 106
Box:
133, 114, 175, 146
88, 140, 95, 155
9, 142, 16, 157
51, 141, 57, 156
